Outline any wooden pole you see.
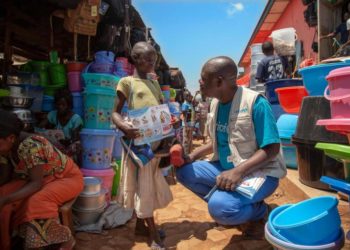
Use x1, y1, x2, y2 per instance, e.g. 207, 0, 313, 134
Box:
73, 32, 78, 61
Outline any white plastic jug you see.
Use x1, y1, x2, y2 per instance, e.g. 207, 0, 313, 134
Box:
270, 28, 297, 56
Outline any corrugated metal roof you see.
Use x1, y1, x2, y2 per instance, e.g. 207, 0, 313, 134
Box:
238, 0, 290, 68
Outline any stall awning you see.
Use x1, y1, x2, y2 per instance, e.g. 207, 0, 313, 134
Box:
238, 0, 290, 68
236, 73, 250, 87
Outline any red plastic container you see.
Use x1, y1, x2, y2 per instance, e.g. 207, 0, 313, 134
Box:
317, 119, 350, 134
275, 86, 309, 114
66, 62, 87, 72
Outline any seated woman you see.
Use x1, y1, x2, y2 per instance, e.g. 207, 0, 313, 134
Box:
40, 89, 83, 158
0, 110, 84, 250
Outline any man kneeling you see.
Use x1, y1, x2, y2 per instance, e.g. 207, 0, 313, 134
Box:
176, 56, 286, 238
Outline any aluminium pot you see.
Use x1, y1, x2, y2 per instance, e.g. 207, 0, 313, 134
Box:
81, 176, 102, 195
73, 189, 106, 210
73, 203, 106, 225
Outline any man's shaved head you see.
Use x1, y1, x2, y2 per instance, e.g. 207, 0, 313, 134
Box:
202, 56, 237, 80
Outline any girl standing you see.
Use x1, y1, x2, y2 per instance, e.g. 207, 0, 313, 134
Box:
112, 42, 173, 250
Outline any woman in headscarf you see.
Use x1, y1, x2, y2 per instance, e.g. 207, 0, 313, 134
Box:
0, 110, 83, 250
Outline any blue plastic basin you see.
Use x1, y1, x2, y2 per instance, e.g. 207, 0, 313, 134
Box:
266, 79, 303, 104
268, 204, 292, 242
271, 104, 285, 121
277, 114, 298, 139
265, 224, 344, 250
272, 196, 341, 245
298, 63, 350, 96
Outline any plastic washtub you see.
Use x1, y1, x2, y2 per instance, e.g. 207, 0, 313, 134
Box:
316, 143, 350, 182
95, 51, 115, 63
81, 73, 120, 91
268, 204, 292, 242
277, 114, 299, 139
298, 62, 350, 96
80, 129, 116, 170
265, 224, 345, 250
316, 119, 350, 134
275, 86, 309, 114
272, 196, 341, 245
265, 79, 303, 104
83, 87, 116, 129
326, 67, 350, 97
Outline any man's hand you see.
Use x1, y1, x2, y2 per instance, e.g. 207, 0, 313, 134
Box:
216, 168, 243, 191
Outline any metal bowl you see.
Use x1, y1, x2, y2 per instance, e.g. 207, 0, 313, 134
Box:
12, 109, 33, 121
73, 189, 106, 211
81, 177, 102, 195
2, 96, 34, 108
73, 203, 106, 225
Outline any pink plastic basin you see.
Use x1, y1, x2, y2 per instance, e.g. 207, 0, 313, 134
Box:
317, 119, 350, 134
80, 168, 115, 204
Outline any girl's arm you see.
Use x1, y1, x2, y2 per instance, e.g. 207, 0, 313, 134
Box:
0, 164, 44, 209
112, 91, 139, 139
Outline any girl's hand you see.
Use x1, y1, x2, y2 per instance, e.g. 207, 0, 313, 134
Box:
122, 124, 141, 140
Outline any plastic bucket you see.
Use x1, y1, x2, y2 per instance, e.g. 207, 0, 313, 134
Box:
271, 104, 285, 121
83, 87, 116, 129
250, 43, 262, 54
281, 138, 298, 169
112, 130, 123, 159
42, 95, 55, 112
80, 129, 116, 170
81, 73, 120, 91
266, 79, 304, 104
277, 114, 298, 138
294, 97, 348, 143
68, 72, 83, 92
275, 86, 308, 114
95, 51, 115, 64
292, 137, 345, 190
317, 119, 350, 135
48, 64, 66, 86
268, 204, 292, 242
72, 92, 84, 118
298, 63, 350, 96
89, 62, 114, 74
265, 224, 345, 250
80, 168, 115, 205
66, 61, 87, 72
272, 196, 341, 245
326, 66, 350, 98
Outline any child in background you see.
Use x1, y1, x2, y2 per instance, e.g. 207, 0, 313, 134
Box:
112, 42, 173, 250
39, 89, 83, 160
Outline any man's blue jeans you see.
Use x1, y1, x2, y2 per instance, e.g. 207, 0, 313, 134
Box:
176, 161, 279, 225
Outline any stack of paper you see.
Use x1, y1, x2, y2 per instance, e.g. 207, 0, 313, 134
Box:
236, 171, 266, 198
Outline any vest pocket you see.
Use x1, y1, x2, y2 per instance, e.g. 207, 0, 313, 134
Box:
229, 116, 255, 142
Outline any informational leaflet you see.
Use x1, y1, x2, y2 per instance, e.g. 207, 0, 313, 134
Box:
236, 171, 266, 198
128, 104, 174, 145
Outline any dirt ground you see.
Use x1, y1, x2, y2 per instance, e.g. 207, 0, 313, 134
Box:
74, 140, 350, 250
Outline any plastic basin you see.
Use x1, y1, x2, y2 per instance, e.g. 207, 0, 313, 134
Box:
281, 138, 298, 169
271, 104, 285, 121
268, 204, 292, 242
265, 224, 345, 250
81, 73, 120, 91
95, 51, 115, 63
112, 130, 123, 159
298, 62, 350, 96
317, 118, 350, 134
83, 87, 116, 129
275, 86, 308, 114
90, 62, 114, 74
80, 129, 116, 170
272, 196, 341, 245
315, 143, 350, 161
68, 72, 83, 92
321, 176, 350, 196
266, 79, 303, 104
277, 114, 298, 138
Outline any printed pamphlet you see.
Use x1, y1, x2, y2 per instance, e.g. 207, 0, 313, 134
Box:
128, 104, 174, 145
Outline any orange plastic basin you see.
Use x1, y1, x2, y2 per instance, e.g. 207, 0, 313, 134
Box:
275, 86, 309, 114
